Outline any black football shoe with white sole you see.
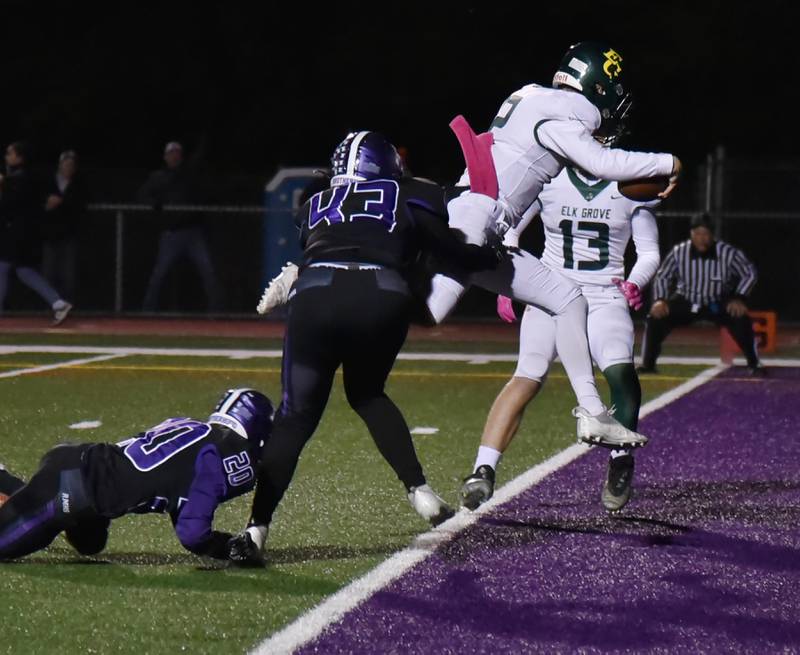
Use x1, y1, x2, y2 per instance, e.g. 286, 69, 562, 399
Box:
460, 465, 496, 511
602, 454, 635, 513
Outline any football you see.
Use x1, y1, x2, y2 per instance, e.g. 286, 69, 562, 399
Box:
617, 176, 670, 201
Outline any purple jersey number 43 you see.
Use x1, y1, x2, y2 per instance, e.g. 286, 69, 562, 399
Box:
308, 180, 399, 232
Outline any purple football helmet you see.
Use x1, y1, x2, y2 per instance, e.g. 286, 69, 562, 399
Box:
330, 131, 404, 186
208, 388, 274, 455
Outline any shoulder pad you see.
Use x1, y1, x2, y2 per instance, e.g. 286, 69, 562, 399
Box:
531, 88, 601, 131
562, 90, 601, 129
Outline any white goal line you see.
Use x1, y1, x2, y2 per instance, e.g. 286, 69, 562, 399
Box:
0, 345, 797, 367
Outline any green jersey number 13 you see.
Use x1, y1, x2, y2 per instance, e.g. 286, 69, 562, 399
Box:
558, 220, 610, 271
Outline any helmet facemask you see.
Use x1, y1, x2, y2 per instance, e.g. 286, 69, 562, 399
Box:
553, 42, 633, 146
593, 88, 633, 146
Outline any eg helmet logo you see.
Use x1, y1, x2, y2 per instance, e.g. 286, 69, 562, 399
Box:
603, 49, 623, 79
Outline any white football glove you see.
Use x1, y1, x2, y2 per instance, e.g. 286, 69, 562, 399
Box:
256, 262, 299, 315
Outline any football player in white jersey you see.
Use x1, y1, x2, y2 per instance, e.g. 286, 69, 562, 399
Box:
427, 41, 679, 450
460, 165, 660, 513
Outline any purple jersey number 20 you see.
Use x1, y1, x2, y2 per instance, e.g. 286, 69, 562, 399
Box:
308, 180, 399, 231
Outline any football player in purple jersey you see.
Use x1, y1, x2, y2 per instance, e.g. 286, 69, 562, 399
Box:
228, 131, 501, 565
0, 389, 273, 561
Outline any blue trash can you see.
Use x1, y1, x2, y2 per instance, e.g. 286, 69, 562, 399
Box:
262, 167, 319, 286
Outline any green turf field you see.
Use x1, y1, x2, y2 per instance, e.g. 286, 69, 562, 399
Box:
0, 340, 704, 654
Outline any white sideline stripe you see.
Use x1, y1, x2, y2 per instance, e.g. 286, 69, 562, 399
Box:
0, 345, 798, 367
0, 353, 126, 379
250, 364, 727, 655
0, 345, 285, 359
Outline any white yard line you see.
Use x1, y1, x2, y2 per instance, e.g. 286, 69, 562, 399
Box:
0, 345, 284, 359
0, 344, 797, 367
251, 363, 728, 655
0, 353, 126, 379
0, 343, 775, 650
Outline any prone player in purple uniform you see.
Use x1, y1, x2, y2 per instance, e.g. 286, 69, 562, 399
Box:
0, 388, 273, 561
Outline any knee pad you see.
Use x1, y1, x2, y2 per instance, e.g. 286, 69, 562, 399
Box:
447, 192, 503, 245
426, 274, 467, 324
65, 521, 109, 556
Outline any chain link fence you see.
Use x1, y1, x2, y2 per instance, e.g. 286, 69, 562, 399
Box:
5, 154, 800, 320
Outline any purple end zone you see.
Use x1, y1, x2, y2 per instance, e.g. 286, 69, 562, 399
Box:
300, 368, 800, 653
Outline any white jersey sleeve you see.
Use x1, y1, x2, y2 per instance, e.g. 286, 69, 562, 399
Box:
626, 207, 660, 289
457, 85, 673, 233
503, 199, 541, 248
536, 119, 674, 181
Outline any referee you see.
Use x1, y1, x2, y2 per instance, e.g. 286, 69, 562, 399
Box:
639, 212, 762, 373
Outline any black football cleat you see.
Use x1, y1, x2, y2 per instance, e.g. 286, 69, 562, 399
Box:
227, 532, 266, 568
602, 454, 635, 513
0, 464, 25, 496
460, 465, 496, 511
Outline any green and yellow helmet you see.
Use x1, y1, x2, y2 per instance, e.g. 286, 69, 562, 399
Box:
553, 41, 633, 143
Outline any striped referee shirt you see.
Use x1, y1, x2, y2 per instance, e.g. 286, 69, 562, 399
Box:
653, 239, 757, 306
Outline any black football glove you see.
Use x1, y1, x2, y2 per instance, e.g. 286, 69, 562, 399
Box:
226, 532, 265, 568
484, 230, 509, 267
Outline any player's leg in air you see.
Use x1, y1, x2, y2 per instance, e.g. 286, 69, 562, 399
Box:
461, 303, 553, 510
427, 194, 645, 449
462, 285, 644, 512
426, 191, 504, 323
472, 251, 647, 449
584, 285, 643, 512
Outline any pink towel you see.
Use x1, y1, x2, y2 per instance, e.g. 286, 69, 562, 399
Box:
449, 115, 499, 200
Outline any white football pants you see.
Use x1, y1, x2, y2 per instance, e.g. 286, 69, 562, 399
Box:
515, 283, 635, 380
426, 192, 605, 415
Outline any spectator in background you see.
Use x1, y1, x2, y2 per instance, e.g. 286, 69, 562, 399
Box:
639, 212, 763, 374
0, 141, 72, 324
138, 141, 221, 312
42, 150, 89, 302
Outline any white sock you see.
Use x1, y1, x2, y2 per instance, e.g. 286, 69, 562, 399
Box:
554, 296, 605, 416
474, 446, 502, 472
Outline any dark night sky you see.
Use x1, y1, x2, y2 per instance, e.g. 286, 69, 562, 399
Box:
1, 2, 797, 188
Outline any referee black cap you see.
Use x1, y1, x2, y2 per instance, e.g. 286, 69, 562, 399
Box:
690, 212, 714, 230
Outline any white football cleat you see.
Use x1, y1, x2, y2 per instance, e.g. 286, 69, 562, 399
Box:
407, 484, 455, 527
256, 263, 299, 315
52, 300, 73, 326
572, 407, 649, 449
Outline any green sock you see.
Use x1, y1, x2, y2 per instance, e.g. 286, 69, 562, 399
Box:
603, 363, 642, 431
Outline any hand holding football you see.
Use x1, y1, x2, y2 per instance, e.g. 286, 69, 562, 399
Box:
618, 176, 670, 201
